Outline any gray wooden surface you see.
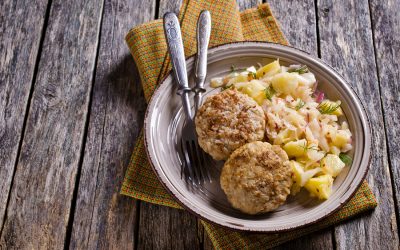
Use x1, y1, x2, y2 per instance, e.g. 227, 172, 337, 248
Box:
0, 0, 399, 249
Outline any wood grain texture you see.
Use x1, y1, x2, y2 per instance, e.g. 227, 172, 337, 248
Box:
158, 0, 183, 16
317, 0, 400, 249
203, 232, 215, 250
268, 0, 318, 56
0, 0, 104, 248
134, 1, 201, 249
237, 0, 262, 10
369, 0, 400, 224
67, 0, 155, 249
0, 0, 49, 228
137, 203, 201, 250
268, 1, 333, 249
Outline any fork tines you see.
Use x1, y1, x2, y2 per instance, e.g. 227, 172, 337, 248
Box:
180, 122, 212, 187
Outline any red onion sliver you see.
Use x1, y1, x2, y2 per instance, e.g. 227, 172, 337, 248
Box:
315, 92, 325, 103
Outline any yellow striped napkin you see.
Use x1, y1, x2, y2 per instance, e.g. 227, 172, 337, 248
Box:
122, 0, 377, 248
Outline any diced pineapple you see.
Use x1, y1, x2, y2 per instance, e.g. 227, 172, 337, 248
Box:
228, 73, 248, 85
295, 155, 308, 165
304, 162, 322, 171
329, 146, 341, 156
271, 72, 299, 95
222, 72, 238, 84
304, 174, 333, 199
210, 77, 224, 88
321, 154, 345, 177
273, 129, 297, 145
306, 148, 325, 163
232, 82, 248, 89
332, 106, 343, 116
296, 72, 317, 87
256, 60, 280, 79
291, 161, 303, 183
283, 139, 307, 158
238, 80, 267, 105
291, 161, 322, 195
332, 130, 351, 147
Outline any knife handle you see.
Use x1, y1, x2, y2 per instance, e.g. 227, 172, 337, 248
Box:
163, 12, 192, 119
195, 10, 211, 85
194, 10, 211, 112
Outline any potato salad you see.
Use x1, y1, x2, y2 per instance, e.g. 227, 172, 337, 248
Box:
210, 60, 353, 200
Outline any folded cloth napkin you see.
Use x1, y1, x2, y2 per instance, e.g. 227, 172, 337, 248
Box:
122, 0, 377, 248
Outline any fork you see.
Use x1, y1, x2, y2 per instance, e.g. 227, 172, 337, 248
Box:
163, 12, 211, 186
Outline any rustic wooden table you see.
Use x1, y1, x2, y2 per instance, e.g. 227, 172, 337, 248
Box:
1, 0, 399, 249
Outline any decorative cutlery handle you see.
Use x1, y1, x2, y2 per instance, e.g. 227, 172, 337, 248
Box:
195, 10, 211, 84
163, 12, 192, 119
194, 10, 211, 112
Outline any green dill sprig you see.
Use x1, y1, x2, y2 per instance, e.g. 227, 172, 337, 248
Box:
318, 100, 341, 114
248, 72, 257, 80
295, 99, 306, 110
230, 65, 237, 72
221, 84, 234, 91
288, 65, 310, 74
230, 64, 246, 73
339, 153, 352, 165
264, 86, 276, 100
300, 144, 319, 152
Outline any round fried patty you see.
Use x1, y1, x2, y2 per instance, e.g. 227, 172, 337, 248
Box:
195, 89, 265, 161
220, 141, 292, 214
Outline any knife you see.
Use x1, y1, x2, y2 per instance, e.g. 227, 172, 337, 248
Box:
193, 10, 211, 114
163, 12, 193, 120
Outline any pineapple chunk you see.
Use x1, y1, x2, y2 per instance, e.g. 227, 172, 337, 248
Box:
332, 130, 351, 147
291, 161, 322, 195
256, 60, 280, 78
329, 146, 341, 156
296, 72, 317, 87
228, 73, 248, 85
273, 129, 297, 145
304, 175, 333, 199
271, 72, 299, 95
239, 80, 267, 105
283, 139, 307, 158
210, 77, 224, 87
321, 154, 345, 177
307, 150, 325, 164
332, 106, 343, 116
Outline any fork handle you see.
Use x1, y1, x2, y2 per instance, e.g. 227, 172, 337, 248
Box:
194, 10, 211, 112
163, 12, 192, 119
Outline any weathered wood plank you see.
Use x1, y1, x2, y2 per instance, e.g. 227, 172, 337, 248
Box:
268, 1, 333, 249
268, 0, 318, 57
67, 0, 155, 249
369, 0, 400, 228
158, 0, 183, 16
316, 0, 399, 249
237, 0, 262, 11
137, 203, 201, 250
0, 0, 104, 248
0, 0, 49, 228
136, 1, 201, 249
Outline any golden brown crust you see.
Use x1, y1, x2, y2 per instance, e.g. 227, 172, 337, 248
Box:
195, 89, 265, 160
220, 141, 292, 214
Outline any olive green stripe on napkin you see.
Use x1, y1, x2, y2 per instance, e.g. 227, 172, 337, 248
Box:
121, 0, 377, 249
